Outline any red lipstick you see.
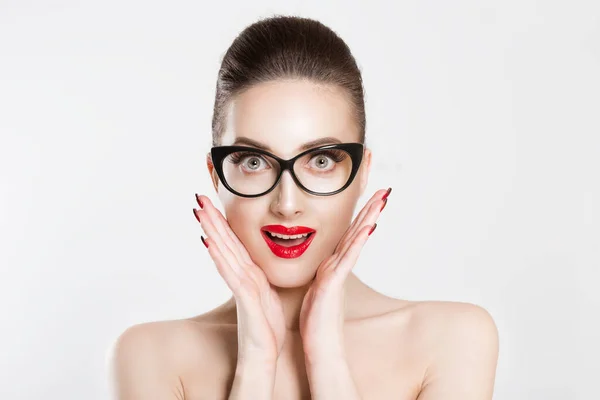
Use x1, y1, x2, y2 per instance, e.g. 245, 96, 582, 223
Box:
261, 225, 316, 259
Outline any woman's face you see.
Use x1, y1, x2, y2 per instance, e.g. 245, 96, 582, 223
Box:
207, 79, 371, 288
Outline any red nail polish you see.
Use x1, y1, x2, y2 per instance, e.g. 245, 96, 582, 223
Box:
195, 193, 203, 208
380, 198, 387, 212
201, 235, 209, 248
193, 208, 200, 223
382, 187, 392, 200
368, 223, 377, 236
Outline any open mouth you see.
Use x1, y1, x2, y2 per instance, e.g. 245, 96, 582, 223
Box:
263, 230, 315, 247
260, 225, 316, 259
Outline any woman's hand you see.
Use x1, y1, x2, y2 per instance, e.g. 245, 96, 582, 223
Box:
193, 194, 286, 365
299, 188, 391, 364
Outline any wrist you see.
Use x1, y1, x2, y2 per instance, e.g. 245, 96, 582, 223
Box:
304, 357, 362, 399
236, 356, 278, 374
304, 353, 348, 371
304, 345, 346, 367
237, 346, 279, 366
229, 358, 277, 400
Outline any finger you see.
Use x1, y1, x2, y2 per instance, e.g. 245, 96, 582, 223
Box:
333, 224, 372, 279
196, 196, 245, 258
334, 193, 384, 255
336, 197, 382, 259
195, 198, 252, 270
196, 196, 241, 246
195, 199, 265, 289
314, 253, 338, 279
202, 236, 242, 293
194, 207, 245, 276
197, 195, 253, 265
334, 189, 388, 253
347, 188, 388, 237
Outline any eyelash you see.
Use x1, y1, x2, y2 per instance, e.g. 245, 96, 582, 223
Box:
226, 149, 348, 166
308, 149, 347, 163
228, 152, 264, 165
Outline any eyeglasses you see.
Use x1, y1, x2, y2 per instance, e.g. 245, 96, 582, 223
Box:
210, 143, 364, 198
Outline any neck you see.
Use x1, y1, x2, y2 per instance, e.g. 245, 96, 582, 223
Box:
224, 272, 372, 331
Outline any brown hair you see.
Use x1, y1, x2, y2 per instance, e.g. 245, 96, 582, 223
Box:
211, 15, 366, 146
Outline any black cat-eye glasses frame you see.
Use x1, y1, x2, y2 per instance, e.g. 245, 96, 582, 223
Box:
210, 142, 364, 198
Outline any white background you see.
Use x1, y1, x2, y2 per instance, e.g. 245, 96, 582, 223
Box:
1, 1, 598, 399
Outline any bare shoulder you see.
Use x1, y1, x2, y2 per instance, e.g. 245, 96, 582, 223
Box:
366, 298, 498, 352
396, 300, 499, 399
392, 299, 499, 356
109, 307, 237, 399
407, 300, 498, 335
109, 319, 190, 399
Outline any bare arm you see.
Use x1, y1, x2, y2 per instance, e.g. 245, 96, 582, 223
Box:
109, 323, 184, 400
417, 303, 499, 400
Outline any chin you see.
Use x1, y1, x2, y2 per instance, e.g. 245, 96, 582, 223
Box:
264, 271, 316, 289
255, 256, 318, 288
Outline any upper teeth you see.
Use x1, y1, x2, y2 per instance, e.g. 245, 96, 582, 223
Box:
268, 232, 310, 240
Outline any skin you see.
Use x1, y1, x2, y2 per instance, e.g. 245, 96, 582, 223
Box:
110, 79, 499, 399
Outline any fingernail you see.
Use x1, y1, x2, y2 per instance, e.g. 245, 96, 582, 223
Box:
368, 223, 377, 236
201, 235, 209, 248
195, 193, 203, 209
380, 198, 387, 212
193, 208, 200, 223
382, 187, 392, 200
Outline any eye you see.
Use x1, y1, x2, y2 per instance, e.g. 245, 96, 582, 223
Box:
309, 154, 335, 171
241, 155, 269, 172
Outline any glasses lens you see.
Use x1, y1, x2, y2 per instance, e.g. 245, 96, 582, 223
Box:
222, 150, 280, 195
293, 148, 354, 194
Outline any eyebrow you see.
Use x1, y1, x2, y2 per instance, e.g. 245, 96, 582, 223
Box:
232, 136, 343, 153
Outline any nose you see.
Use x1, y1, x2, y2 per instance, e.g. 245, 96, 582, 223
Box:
269, 171, 304, 219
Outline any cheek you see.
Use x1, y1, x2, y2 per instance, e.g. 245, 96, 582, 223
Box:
316, 197, 357, 247
322, 198, 354, 221
222, 199, 265, 245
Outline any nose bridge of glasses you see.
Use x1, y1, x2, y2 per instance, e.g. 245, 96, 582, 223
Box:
275, 169, 307, 200
271, 156, 300, 186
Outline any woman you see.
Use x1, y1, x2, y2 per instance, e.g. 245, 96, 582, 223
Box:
111, 15, 499, 400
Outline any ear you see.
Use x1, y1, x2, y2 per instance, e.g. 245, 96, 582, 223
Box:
358, 147, 372, 197
206, 152, 220, 193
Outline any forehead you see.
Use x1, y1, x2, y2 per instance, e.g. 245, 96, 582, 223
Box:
220, 80, 359, 158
